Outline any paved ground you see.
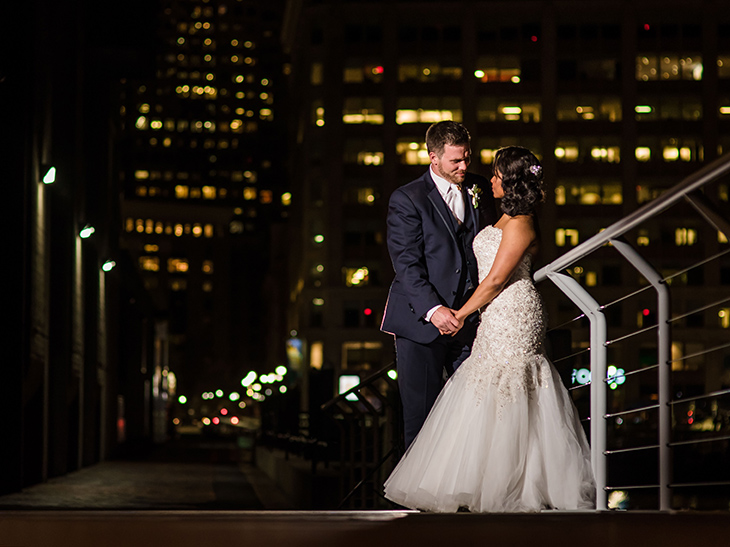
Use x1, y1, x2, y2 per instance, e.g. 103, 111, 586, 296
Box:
2, 436, 729, 547
0, 435, 293, 511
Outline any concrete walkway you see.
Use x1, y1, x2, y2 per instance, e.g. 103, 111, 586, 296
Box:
0, 435, 293, 511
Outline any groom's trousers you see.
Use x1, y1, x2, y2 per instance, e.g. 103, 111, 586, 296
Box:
395, 321, 477, 450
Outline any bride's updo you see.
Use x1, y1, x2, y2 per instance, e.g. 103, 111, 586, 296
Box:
493, 146, 545, 216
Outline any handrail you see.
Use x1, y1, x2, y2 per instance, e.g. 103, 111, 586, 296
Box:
534, 153, 730, 283
320, 363, 395, 412
532, 152, 730, 511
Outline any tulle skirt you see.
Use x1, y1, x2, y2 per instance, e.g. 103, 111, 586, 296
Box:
384, 357, 595, 513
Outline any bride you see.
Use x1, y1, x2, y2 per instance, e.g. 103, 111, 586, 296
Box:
384, 146, 595, 513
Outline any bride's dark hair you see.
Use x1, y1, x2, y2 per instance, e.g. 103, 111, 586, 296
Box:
493, 146, 545, 216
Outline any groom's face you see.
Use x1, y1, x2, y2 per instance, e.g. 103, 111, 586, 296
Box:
431, 143, 471, 186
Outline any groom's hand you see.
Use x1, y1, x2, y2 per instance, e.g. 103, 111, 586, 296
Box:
431, 307, 461, 336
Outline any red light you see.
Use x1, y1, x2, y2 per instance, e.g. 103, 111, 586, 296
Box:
688, 410, 693, 416
364, 308, 373, 316
220, 408, 228, 415
531, 35, 537, 42
230, 416, 239, 425
373, 66, 384, 74
642, 309, 650, 316
212, 417, 220, 424
643, 23, 650, 31
688, 418, 694, 425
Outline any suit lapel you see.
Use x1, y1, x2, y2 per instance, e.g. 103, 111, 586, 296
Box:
424, 175, 459, 244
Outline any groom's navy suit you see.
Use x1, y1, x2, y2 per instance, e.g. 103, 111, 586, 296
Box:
382, 169, 498, 448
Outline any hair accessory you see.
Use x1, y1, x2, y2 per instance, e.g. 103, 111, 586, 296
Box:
529, 164, 542, 176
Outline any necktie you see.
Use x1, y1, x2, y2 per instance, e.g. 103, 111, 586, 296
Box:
445, 184, 464, 223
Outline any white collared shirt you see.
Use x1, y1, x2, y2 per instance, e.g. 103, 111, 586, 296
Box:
425, 166, 464, 322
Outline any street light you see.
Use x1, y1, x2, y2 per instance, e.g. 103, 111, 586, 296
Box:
101, 260, 116, 272
79, 225, 95, 239
42, 166, 56, 184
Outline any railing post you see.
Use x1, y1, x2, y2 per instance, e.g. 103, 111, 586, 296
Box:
546, 272, 607, 511
611, 238, 673, 511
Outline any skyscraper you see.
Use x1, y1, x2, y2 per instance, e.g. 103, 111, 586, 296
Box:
117, 0, 290, 418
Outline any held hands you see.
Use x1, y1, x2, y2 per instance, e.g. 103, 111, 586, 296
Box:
431, 307, 464, 336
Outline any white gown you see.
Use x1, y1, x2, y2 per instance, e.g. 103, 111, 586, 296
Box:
384, 226, 596, 513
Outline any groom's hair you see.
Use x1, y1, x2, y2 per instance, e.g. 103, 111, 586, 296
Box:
426, 121, 471, 158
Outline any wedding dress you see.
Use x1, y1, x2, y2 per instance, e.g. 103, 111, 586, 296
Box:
384, 226, 596, 512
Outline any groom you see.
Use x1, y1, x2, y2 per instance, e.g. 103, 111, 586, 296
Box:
381, 121, 498, 449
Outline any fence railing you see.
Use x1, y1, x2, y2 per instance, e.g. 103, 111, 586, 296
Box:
320, 363, 401, 508
534, 152, 730, 511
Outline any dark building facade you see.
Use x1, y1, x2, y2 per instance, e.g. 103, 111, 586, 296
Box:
2, 0, 158, 493
281, 0, 730, 409
116, 0, 291, 429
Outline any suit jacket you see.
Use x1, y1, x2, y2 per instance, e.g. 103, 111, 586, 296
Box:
381, 170, 499, 344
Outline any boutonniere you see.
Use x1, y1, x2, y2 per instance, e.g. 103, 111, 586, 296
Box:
467, 184, 482, 209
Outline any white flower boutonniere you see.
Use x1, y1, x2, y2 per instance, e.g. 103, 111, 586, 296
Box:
467, 184, 482, 209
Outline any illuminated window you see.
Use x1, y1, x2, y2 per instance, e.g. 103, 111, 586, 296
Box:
474, 55, 521, 83
396, 140, 430, 165
345, 138, 384, 165
139, 256, 160, 272
553, 183, 622, 205
675, 228, 697, 246
343, 61, 384, 83
398, 60, 463, 82
135, 116, 148, 130
589, 147, 621, 163
396, 97, 462, 124
635, 147, 651, 161
135, 186, 147, 197
719, 308, 730, 329
202, 260, 214, 274
313, 103, 325, 126
637, 230, 651, 246
636, 97, 701, 121
192, 224, 203, 237
281, 192, 292, 206
243, 187, 257, 200
555, 144, 579, 162
260, 190, 273, 204
555, 228, 579, 247
720, 56, 730, 79
344, 266, 370, 287
125, 218, 135, 232
175, 185, 189, 199
557, 96, 621, 121
357, 188, 376, 205
310, 341, 324, 370
342, 97, 384, 125
635, 54, 703, 81
135, 170, 150, 180
204, 224, 214, 238
202, 186, 216, 199
168, 258, 189, 273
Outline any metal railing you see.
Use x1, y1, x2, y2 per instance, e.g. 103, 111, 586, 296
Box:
320, 363, 401, 509
534, 153, 730, 511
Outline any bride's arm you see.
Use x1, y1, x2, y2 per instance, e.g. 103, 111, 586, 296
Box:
454, 217, 536, 322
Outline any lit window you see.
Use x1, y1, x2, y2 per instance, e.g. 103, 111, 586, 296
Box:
719, 231, 728, 244
675, 228, 697, 246
135, 186, 147, 197
396, 141, 430, 165
555, 228, 579, 247
281, 192, 292, 206
125, 218, 135, 232
202, 186, 216, 199
635, 147, 652, 161
243, 187, 257, 200
202, 260, 214, 274
719, 309, 730, 329
192, 224, 203, 237
175, 185, 189, 199
168, 258, 189, 273
139, 256, 160, 272
312, 298, 325, 306
260, 190, 273, 204
637, 230, 650, 246
204, 224, 214, 238
555, 145, 579, 162
358, 152, 384, 165
344, 267, 370, 287
135, 116, 148, 130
